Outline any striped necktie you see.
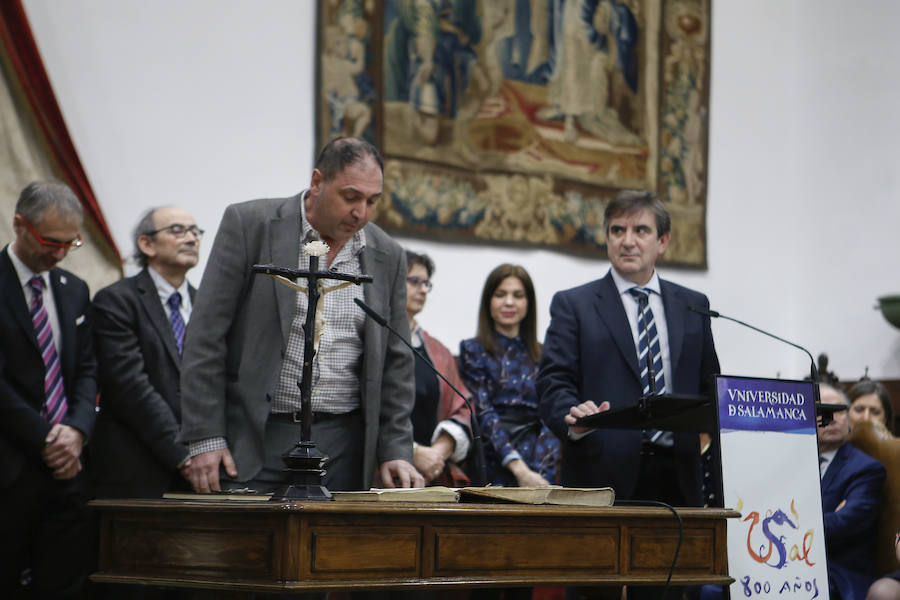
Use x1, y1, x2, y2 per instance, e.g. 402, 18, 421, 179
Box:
629, 287, 671, 447
29, 276, 68, 425
629, 287, 666, 395
168, 292, 186, 355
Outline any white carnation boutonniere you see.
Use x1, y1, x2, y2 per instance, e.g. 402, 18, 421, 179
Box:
303, 239, 329, 258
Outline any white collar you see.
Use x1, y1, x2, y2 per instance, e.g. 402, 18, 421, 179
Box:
610, 267, 661, 296
147, 265, 190, 307
7, 242, 48, 289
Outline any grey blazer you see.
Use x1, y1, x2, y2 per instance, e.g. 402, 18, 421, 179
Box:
179, 193, 414, 488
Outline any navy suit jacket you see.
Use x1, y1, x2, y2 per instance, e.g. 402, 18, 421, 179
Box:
89, 268, 195, 498
0, 246, 97, 488
821, 442, 885, 582
538, 270, 720, 504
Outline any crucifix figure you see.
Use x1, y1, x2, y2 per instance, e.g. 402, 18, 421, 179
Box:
253, 237, 372, 501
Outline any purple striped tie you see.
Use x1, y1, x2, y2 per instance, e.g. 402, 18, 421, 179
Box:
168, 292, 185, 355
29, 276, 68, 425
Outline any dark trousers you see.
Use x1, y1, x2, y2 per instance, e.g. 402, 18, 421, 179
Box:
0, 459, 92, 599
224, 410, 365, 493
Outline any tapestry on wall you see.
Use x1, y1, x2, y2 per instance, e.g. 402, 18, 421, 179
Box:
316, 0, 711, 266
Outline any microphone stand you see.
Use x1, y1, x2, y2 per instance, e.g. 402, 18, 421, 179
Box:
686, 306, 842, 424
353, 297, 488, 487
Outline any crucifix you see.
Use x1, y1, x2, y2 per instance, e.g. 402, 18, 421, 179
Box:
252, 237, 372, 501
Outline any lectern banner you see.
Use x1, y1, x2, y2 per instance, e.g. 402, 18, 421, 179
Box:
716, 376, 828, 600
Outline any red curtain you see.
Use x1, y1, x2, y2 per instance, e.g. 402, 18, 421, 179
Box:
0, 0, 120, 258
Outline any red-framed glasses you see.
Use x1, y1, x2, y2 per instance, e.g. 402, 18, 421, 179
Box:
20, 217, 83, 249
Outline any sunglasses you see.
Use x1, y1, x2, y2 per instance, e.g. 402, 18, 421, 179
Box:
21, 217, 83, 249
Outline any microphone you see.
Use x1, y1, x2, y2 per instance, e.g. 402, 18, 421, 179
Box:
353, 297, 488, 486
355, 297, 387, 327
687, 305, 832, 419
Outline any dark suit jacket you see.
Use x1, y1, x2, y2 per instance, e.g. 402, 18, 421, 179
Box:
821, 442, 885, 582
0, 247, 97, 488
89, 268, 195, 498
538, 270, 720, 505
179, 193, 414, 488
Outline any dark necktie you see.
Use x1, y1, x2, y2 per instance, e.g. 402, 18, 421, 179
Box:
629, 287, 666, 395
168, 292, 186, 355
29, 276, 68, 425
629, 287, 671, 447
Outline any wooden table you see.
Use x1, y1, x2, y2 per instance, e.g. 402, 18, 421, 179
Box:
91, 499, 737, 594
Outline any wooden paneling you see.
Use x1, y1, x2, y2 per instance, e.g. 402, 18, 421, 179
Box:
90, 500, 738, 593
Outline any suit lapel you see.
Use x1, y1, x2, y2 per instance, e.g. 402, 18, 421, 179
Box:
49, 268, 76, 382
361, 240, 387, 313
360, 233, 387, 409
661, 279, 685, 375
594, 272, 641, 380
822, 443, 848, 493
0, 249, 38, 351
270, 196, 303, 344
136, 269, 181, 368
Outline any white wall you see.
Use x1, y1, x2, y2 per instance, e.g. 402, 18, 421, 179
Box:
23, 0, 900, 381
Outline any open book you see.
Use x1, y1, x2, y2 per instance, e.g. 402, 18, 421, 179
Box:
330, 485, 613, 506
331, 486, 459, 503
459, 485, 614, 507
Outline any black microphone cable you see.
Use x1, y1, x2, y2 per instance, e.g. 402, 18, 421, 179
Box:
613, 499, 684, 600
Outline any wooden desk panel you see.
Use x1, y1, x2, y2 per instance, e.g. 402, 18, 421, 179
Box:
91, 500, 737, 593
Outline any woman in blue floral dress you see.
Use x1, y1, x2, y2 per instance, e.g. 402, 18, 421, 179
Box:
459, 264, 560, 487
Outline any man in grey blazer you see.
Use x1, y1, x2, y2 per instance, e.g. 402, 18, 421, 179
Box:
180, 137, 423, 493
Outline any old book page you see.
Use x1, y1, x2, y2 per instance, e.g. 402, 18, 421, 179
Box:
459, 486, 614, 507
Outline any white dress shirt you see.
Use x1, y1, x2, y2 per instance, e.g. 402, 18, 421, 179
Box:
147, 265, 192, 323
8, 243, 62, 354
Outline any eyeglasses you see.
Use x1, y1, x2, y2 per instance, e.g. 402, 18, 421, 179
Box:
21, 217, 83, 249
406, 276, 433, 291
145, 224, 205, 239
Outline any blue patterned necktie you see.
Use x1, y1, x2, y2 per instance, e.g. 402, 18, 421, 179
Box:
167, 292, 186, 355
29, 276, 68, 425
629, 287, 671, 447
629, 287, 666, 395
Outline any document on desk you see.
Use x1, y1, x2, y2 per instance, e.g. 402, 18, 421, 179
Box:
459, 485, 614, 506
163, 490, 271, 501
331, 486, 460, 502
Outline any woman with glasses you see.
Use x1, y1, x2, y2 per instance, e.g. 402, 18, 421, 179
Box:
404, 250, 473, 486
459, 264, 559, 489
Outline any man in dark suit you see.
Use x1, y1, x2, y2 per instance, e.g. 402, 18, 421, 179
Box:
538, 190, 720, 507
0, 181, 97, 598
180, 137, 423, 493
818, 383, 886, 600
90, 206, 202, 498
